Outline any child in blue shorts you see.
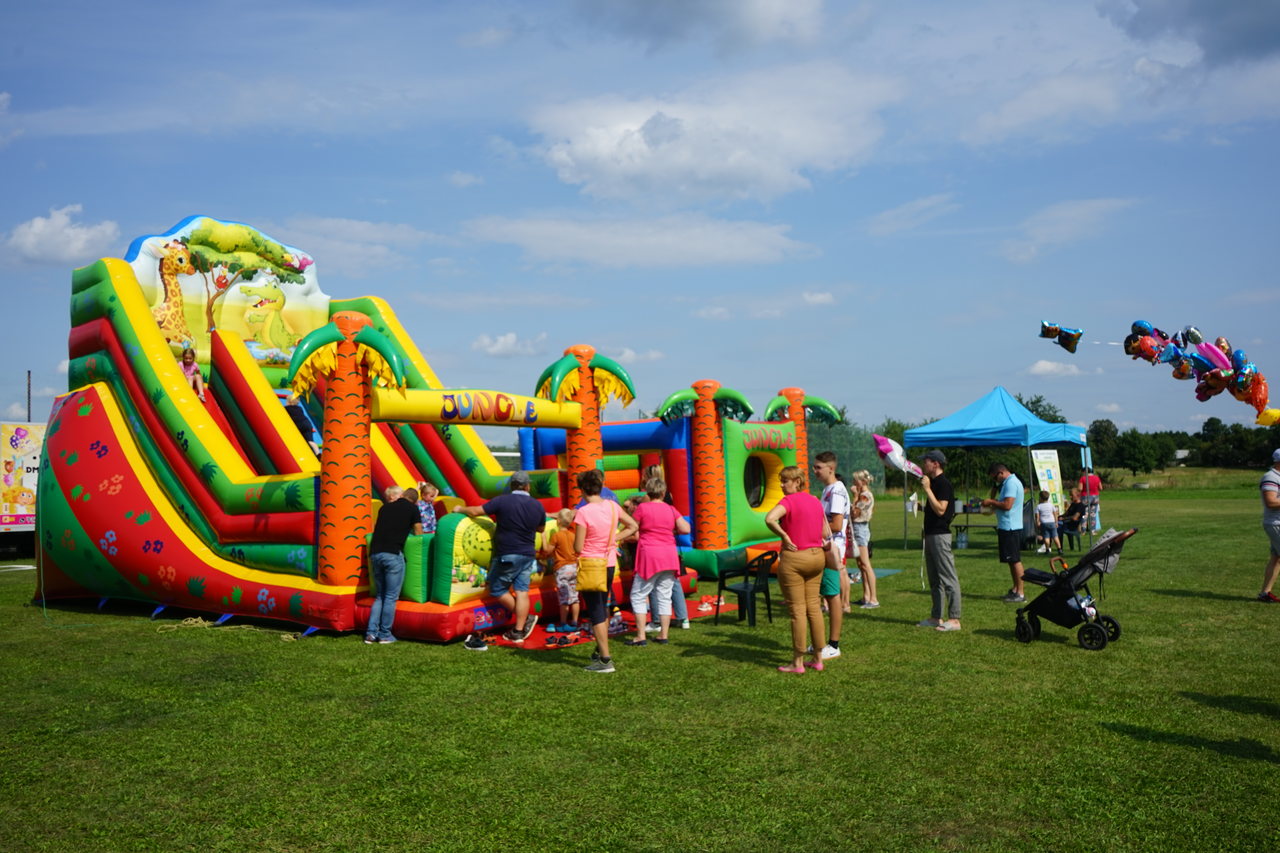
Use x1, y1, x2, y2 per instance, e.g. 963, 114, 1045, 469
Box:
1035, 490, 1061, 555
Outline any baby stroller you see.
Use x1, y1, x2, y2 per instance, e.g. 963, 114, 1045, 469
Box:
1014, 528, 1138, 651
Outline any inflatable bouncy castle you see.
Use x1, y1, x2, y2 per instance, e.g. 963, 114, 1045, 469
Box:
35, 217, 839, 641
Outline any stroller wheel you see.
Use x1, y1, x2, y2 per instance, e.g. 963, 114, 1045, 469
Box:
1014, 618, 1034, 644
1099, 615, 1121, 642
1027, 614, 1041, 639
1078, 622, 1108, 651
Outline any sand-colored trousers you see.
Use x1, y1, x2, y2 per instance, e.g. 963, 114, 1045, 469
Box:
778, 546, 827, 656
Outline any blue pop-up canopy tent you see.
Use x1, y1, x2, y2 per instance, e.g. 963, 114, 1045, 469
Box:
903, 386, 1087, 449
901, 387, 1089, 547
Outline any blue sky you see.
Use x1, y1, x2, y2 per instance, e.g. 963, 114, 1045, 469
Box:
3, 0, 1278, 436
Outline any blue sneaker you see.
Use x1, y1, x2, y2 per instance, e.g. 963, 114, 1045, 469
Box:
544, 622, 560, 634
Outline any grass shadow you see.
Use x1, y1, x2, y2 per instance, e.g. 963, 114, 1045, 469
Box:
1146, 588, 1255, 602
1179, 692, 1280, 720
675, 627, 786, 664
1102, 722, 1280, 764
971, 627, 1069, 645
858, 614, 936, 627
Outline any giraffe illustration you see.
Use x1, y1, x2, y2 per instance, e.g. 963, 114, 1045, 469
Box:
149, 240, 197, 347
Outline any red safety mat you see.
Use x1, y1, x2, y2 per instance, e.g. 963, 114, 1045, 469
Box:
482, 595, 738, 650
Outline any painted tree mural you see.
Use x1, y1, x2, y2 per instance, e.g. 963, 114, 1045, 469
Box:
657, 380, 753, 550
287, 310, 404, 585
535, 344, 635, 507
185, 218, 313, 334
763, 388, 842, 490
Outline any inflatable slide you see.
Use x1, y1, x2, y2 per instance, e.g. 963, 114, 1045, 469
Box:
35, 217, 839, 641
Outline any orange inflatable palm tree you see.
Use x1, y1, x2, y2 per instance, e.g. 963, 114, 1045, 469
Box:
287, 310, 405, 585
657, 380, 753, 550
763, 388, 842, 491
535, 344, 635, 507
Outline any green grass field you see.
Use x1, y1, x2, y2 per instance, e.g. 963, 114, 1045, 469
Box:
2, 487, 1277, 851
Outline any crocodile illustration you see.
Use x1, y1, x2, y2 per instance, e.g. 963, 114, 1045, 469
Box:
241, 281, 300, 351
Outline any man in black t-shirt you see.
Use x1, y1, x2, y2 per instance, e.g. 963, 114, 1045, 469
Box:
454, 471, 547, 646
367, 486, 424, 644
917, 450, 961, 632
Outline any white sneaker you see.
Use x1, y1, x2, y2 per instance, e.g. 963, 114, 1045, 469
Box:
1036, 546, 1048, 554
644, 622, 661, 633
679, 619, 690, 629
819, 644, 841, 659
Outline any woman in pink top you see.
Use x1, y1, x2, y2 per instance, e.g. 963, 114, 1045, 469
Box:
765, 465, 831, 673
574, 469, 638, 673
627, 476, 691, 646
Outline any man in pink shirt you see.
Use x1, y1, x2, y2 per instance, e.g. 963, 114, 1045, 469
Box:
1078, 468, 1103, 532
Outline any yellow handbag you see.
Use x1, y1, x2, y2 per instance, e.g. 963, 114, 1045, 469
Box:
575, 503, 617, 593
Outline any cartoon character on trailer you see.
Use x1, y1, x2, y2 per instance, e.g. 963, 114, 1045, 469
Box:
1125, 320, 1280, 426
3, 486, 35, 507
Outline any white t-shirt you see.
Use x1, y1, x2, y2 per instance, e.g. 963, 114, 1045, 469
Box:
821, 481, 850, 547
1261, 468, 1280, 525
1036, 501, 1057, 525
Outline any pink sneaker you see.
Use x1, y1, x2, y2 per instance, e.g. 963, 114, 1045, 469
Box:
804, 659, 825, 671
776, 664, 806, 674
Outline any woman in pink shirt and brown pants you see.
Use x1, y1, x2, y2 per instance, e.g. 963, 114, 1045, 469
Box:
765, 465, 832, 673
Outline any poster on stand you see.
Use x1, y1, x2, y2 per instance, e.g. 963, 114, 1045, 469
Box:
1, 422, 45, 532
1031, 449, 1064, 511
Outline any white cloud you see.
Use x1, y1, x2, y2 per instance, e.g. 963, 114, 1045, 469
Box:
1096, 402, 1122, 413
867, 193, 961, 236
58, 359, 69, 374
266, 216, 449, 279
693, 305, 730, 320
1100, 0, 1280, 69
1027, 360, 1084, 377
1001, 198, 1136, 263
470, 332, 548, 357
966, 75, 1121, 144
609, 347, 664, 364
6, 205, 119, 265
449, 171, 483, 188
530, 62, 901, 203
465, 214, 813, 268
1196, 56, 1280, 123
575, 0, 825, 52
4, 402, 25, 418
801, 291, 834, 305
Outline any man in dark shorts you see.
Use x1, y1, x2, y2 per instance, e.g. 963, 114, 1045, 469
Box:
455, 471, 547, 649
367, 486, 424, 644
981, 463, 1026, 602
918, 450, 960, 631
